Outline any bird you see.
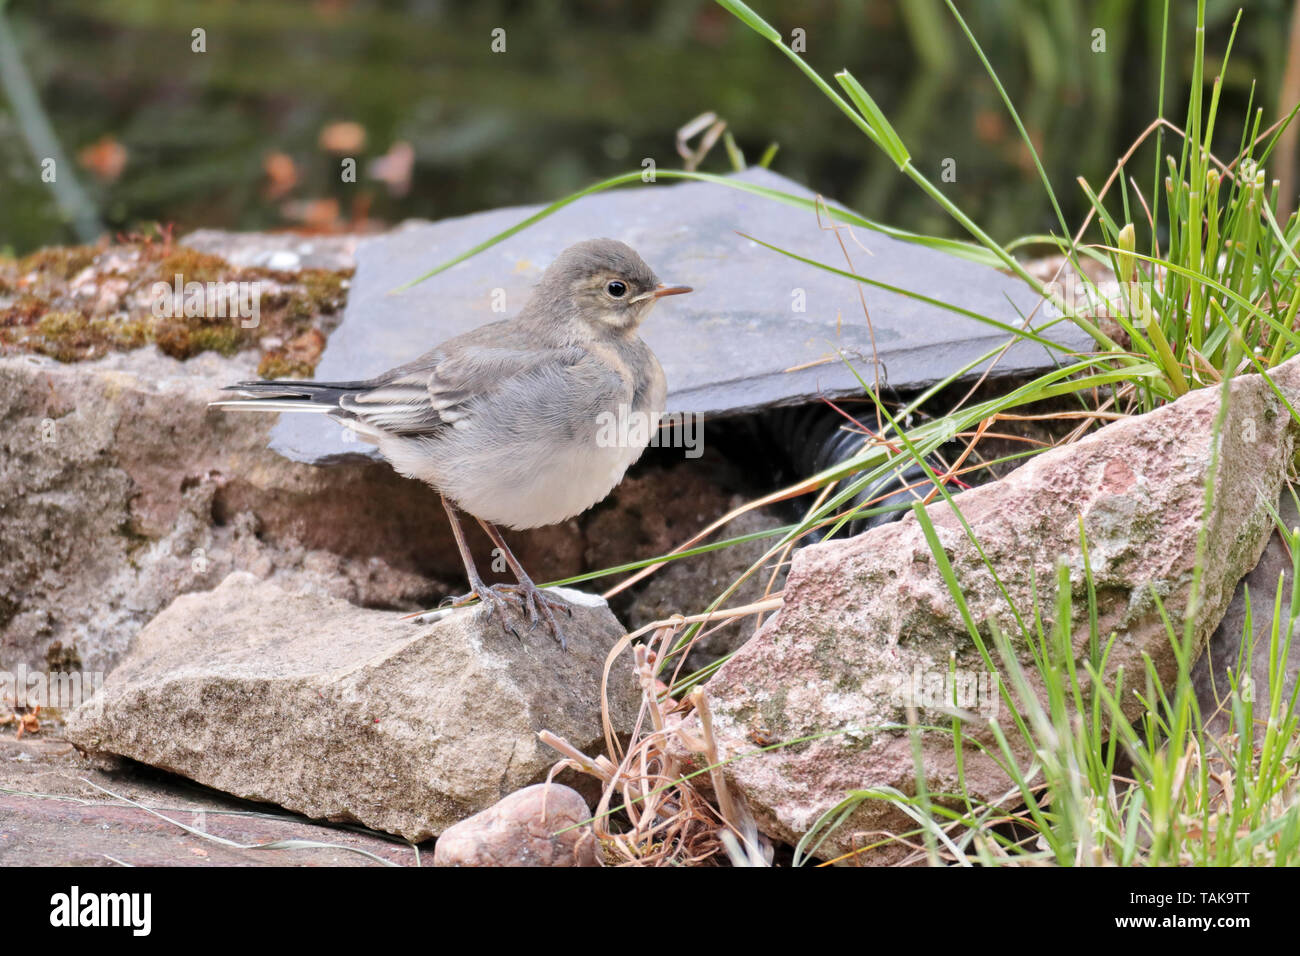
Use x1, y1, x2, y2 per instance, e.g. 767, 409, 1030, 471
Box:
211, 238, 691, 649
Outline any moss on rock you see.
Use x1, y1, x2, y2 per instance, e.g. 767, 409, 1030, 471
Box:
0, 234, 352, 375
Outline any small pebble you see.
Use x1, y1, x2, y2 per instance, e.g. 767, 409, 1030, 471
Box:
433, 783, 600, 867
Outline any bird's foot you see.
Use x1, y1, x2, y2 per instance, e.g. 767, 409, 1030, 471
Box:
494, 582, 572, 649
430, 582, 571, 649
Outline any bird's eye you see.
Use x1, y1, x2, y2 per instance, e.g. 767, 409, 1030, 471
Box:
606, 280, 627, 298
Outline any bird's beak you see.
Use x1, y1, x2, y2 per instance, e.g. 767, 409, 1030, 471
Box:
632, 284, 692, 303
654, 284, 693, 298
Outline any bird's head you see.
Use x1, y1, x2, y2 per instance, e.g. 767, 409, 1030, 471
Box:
530, 238, 691, 334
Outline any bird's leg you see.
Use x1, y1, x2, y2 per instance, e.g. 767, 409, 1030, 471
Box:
438, 496, 517, 630
476, 518, 572, 649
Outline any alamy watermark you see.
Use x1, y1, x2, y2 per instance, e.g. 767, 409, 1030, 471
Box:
50, 886, 150, 936
2, 664, 104, 715
1040, 277, 1159, 327
149, 273, 261, 328
595, 404, 703, 459
888, 663, 1000, 719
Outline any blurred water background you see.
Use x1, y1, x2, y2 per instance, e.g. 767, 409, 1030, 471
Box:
0, 0, 1294, 255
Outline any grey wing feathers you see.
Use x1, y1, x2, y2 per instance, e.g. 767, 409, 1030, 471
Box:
337, 372, 449, 435
217, 343, 589, 440
336, 346, 561, 436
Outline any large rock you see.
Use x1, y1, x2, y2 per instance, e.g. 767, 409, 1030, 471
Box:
0, 344, 754, 674
65, 572, 639, 841
676, 358, 1300, 861
272, 168, 1090, 464
0, 347, 451, 675
0, 734, 418, 866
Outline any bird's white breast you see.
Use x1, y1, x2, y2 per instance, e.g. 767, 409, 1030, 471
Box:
377, 338, 665, 530
473, 432, 646, 529
379, 404, 658, 530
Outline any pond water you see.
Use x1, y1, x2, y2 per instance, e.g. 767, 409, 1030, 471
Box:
0, 0, 1286, 255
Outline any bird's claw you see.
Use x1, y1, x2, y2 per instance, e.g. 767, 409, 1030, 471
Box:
495, 583, 570, 649
439, 582, 569, 650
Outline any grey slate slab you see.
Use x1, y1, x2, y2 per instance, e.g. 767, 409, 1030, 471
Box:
270, 168, 1091, 464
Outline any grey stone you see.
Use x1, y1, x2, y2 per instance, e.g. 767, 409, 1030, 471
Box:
65, 572, 639, 842
271, 168, 1088, 464
0, 734, 420, 866
0, 347, 446, 675
181, 229, 359, 272
1193, 493, 1300, 736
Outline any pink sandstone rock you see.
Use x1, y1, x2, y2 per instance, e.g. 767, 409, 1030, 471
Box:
677, 357, 1300, 863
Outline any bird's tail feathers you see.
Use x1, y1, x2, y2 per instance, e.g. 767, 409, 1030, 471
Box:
207, 398, 338, 414
209, 378, 371, 412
